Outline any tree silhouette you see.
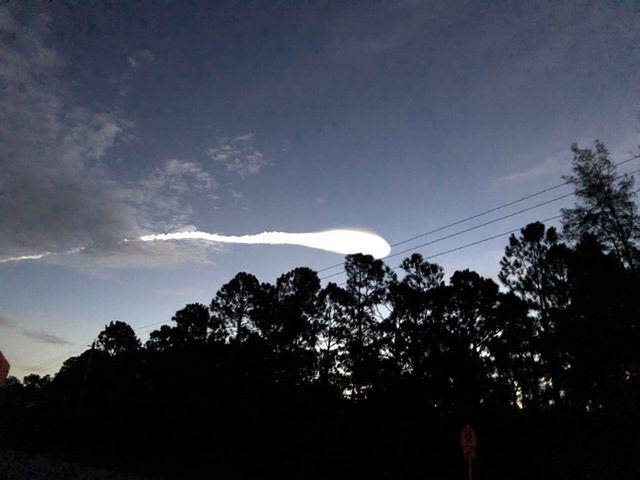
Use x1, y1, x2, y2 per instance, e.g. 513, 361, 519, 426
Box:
171, 303, 210, 345
210, 272, 260, 342
316, 283, 349, 386
341, 253, 396, 398
96, 320, 141, 355
387, 254, 445, 390
499, 222, 570, 405
145, 324, 175, 351
561, 141, 640, 270
3, 140, 640, 480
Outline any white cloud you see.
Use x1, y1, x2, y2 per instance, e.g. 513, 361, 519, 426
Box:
207, 133, 268, 177
141, 159, 216, 195
119, 159, 217, 235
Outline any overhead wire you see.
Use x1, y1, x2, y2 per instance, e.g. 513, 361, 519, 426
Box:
317, 154, 639, 274
27, 156, 640, 374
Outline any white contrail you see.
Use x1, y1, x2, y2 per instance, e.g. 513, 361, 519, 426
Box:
139, 229, 392, 258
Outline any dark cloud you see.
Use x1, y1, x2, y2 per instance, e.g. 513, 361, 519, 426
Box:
0, 315, 71, 346
0, 6, 139, 258
0, 316, 14, 327
0, 6, 219, 266
21, 330, 72, 346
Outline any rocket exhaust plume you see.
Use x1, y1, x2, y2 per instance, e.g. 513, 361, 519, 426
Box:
139, 229, 391, 258
0, 230, 390, 264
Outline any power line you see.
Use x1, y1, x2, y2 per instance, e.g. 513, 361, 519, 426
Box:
317, 155, 640, 274
335, 186, 640, 287
322, 166, 640, 280
320, 190, 576, 281
334, 214, 561, 287
27, 157, 640, 375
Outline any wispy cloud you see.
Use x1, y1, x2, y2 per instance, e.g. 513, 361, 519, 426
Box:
497, 152, 571, 183
116, 159, 219, 246
0, 7, 220, 268
0, 315, 71, 346
21, 330, 72, 346
207, 133, 268, 177
126, 49, 154, 70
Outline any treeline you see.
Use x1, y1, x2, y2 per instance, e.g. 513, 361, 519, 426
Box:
1, 142, 640, 479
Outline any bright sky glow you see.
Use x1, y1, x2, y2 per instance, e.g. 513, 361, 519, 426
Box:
139, 229, 392, 258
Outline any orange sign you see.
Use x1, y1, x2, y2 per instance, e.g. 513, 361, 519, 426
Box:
0, 350, 9, 387
460, 424, 477, 459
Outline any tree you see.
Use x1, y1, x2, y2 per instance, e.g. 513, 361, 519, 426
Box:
210, 272, 260, 342
341, 254, 396, 398
146, 324, 175, 352
489, 292, 540, 409
96, 321, 141, 356
499, 222, 571, 406
274, 267, 321, 351
561, 234, 640, 410
434, 270, 501, 411
385, 254, 444, 382
561, 141, 640, 270
171, 303, 210, 345
257, 267, 323, 384
317, 283, 350, 385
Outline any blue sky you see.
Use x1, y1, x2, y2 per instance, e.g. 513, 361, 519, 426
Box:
1, 0, 639, 378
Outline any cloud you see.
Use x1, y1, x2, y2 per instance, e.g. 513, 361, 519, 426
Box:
0, 315, 71, 346
0, 316, 13, 327
0, 7, 218, 268
207, 134, 268, 177
496, 133, 640, 185
497, 152, 571, 183
145, 159, 216, 194
139, 229, 392, 258
126, 49, 154, 70
0, 6, 139, 259
119, 159, 217, 235
21, 330, 72, 346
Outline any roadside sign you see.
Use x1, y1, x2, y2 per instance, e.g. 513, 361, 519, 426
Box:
0, 350, 9, 387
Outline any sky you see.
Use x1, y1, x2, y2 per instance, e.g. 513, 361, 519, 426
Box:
1, 0, 640, 379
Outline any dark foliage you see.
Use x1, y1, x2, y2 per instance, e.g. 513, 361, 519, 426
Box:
1, 142, 639, 479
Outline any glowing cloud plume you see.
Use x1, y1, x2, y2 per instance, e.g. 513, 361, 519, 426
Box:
139, 229, 391, 258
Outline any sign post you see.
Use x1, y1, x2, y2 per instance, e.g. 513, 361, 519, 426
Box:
460, 424, 477, 480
